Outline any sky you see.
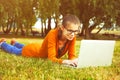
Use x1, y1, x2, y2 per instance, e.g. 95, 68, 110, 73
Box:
32, 18, 55, 30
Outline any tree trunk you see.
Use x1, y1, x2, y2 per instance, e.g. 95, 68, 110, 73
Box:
47, 17, 51, 33
95, 27, 103, 34
2, 18, 12, 34
85, 27, 91, 39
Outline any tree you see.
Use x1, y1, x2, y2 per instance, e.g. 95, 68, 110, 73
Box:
18, 0, 36, 35
60, 0, 119, 39
38, 0, 60, 36
0, 0, 120, 37
0, 0, 18, 34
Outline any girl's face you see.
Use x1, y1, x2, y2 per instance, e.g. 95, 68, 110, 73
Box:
61, 23, 79, 40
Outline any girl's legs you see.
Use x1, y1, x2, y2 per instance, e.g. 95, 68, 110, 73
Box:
13, 42, 24, 49
1, 42, 23, 55
11, 39, 24, 48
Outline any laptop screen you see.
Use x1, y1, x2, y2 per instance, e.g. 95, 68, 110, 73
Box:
77, 40, 115, 68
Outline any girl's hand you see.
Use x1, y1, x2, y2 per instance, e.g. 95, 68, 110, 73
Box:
62, 58, 78, 67
71, 58, 78, 66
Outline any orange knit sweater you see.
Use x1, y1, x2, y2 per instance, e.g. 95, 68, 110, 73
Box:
22, 28, 76, 63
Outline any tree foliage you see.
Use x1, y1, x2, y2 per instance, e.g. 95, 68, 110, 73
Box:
0, 0, 120, 38
60, 0, 120, 38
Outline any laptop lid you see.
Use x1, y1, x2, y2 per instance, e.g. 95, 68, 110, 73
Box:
77, 40, 115, 68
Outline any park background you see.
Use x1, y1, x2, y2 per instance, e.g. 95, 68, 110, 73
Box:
0, 0, 120, 80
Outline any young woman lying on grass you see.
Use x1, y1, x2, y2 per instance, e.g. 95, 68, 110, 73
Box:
0, 14, 81, 67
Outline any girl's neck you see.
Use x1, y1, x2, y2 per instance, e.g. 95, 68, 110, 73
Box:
59, 35, 67, 42
58, 28, 67, 42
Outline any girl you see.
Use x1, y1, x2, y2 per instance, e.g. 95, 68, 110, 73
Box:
0, 14, 81, 66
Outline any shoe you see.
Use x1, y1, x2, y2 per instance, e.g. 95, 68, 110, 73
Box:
11, 39, 16, 45
0, 38, 6, 43
0, 38, 6, 48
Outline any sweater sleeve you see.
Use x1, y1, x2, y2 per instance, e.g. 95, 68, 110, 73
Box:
68, 37, 77, 60
47, 30, 63, 64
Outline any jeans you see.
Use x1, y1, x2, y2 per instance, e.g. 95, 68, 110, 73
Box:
1, 42, 24, 55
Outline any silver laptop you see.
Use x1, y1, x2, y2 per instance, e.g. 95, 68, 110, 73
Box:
77, 40, 115, 68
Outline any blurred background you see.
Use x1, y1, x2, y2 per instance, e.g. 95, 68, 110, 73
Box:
0, 0, 120, 39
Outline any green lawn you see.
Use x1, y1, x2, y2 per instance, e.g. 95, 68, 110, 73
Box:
0, 38, 120, 80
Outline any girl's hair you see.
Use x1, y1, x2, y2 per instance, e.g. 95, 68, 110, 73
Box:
62, 14, 80, 27
58, 14, 80, 40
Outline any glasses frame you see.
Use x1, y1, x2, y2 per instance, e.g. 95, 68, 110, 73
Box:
64, 26, 80, 35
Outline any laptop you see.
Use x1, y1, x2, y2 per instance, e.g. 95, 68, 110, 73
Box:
76, 40, 115, 68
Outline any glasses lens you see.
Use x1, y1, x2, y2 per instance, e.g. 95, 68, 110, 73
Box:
74, 31, 78, 34
64, 27, 79, 34
67, 29, 78, 34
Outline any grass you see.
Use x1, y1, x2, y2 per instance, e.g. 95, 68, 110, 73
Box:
0, 38, 120, 80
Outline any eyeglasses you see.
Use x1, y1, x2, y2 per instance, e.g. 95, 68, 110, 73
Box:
64, 27, 80, 35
